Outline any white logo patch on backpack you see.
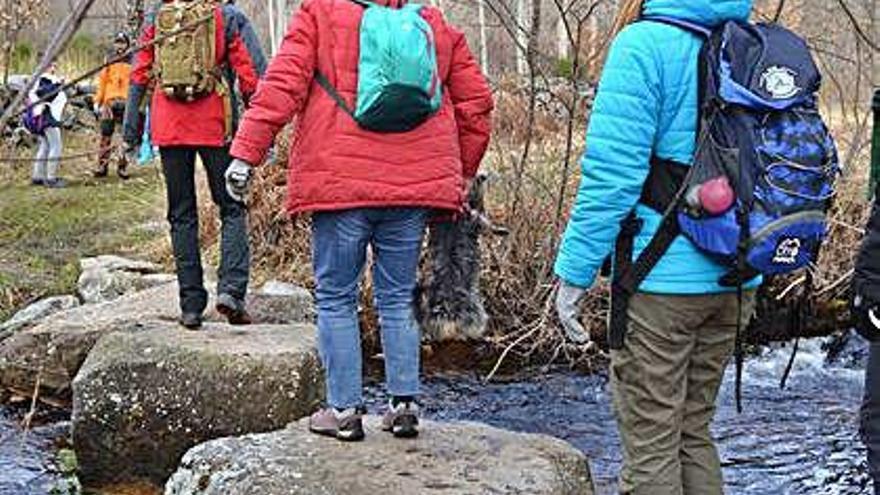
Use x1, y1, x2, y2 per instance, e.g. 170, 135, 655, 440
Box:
773, 237, 801, 265
760, 66, 800, 99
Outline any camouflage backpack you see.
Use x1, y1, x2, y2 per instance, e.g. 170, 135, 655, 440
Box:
154, 0, 218, 100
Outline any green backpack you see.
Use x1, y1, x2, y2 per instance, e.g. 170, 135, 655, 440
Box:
316, 1, 442, 133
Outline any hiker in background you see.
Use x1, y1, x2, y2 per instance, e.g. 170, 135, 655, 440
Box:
226, 0, 493, 441
223, 0, 267, 129
93, 32, 132, 180
555, 1, 758, 494
26, 62, 67, 188
123, 0, 264, 329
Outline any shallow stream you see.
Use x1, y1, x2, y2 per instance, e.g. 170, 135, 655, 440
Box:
0, 336, 872, 495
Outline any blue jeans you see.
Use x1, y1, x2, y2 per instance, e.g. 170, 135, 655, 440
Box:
312, 208, 427, 409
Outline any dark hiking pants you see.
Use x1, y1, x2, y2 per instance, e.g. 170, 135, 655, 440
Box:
98, 100, 127, 173
160, 146, 249, 314
863, 342, 880, 495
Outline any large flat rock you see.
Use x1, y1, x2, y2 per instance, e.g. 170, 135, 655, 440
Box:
72, 321, 323, 485
0, 282, 314, 397
165, 417, 594, 495
0, 283, 180, 396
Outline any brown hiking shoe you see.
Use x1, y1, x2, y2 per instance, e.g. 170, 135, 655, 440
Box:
216, 293, 252, 325
381, 400, 420, 438
309, 406, 366, 442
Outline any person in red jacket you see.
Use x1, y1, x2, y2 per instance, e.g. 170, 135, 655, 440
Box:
123, 0, 263, 329
226, 0, 493, 441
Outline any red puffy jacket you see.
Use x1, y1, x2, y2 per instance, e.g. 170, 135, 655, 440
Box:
230, 0, 494, 214
128, 2, 260, 147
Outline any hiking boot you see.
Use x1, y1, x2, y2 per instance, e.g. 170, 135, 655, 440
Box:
31, 178, 45, 186
179, 312, 203, 330
382, 399, 420, 438
117, 167, 130, 181
93, 167, 108, 178
216, 293, 252, 325
309, 406, 366, 442
44, 178, 66, 189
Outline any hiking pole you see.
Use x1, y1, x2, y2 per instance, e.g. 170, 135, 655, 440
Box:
0, 13, 213, 136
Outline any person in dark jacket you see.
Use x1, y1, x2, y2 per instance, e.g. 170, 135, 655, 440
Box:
123, 0, 264, 329
853, 184, 880, 495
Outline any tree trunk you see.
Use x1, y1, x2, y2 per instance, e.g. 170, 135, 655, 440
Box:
557, 15, 569, 61
516, 0, 530, 76
268, 0, 277, 55
478, 0, 489, 76
874, 0, 879, 90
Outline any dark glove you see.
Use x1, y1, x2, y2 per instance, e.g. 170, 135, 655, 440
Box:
853, 282, 880, 341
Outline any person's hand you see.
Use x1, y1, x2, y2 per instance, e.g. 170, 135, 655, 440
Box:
853, 287, 880, 342
555, 280, 592, 345
225, 158, 253, 203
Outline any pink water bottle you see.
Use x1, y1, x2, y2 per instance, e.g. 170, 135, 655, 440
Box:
685, 176, 735, 215
698, 176, 735, 215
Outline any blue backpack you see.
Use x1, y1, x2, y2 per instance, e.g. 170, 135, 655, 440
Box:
609, 18, 840, 410
315, 0, 442, 133
22, 77, 62, 135
22, 105, 49, 135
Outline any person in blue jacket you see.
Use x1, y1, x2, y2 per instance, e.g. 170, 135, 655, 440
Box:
554, 1, 756, 494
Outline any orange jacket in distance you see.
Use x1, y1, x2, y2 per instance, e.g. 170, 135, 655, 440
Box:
95, 61, 131, 106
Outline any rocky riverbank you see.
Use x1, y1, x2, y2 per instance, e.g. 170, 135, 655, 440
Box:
0, 255, 596, 494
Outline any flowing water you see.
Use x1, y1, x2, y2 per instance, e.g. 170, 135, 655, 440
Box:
0, 407, 69, 495
0, 336, 872, 495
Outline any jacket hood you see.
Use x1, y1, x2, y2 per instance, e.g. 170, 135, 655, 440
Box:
643, 0, 752, 27
374, 0, 408, 6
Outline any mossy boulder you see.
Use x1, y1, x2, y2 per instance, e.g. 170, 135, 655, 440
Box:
71, 321, 323, 485
0, 281, 314, 398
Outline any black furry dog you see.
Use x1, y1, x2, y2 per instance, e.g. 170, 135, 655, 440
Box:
416, 173, 507, 342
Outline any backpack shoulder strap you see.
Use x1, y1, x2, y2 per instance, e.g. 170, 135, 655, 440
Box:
641, 15, 713, 38
314, 71, 356, 118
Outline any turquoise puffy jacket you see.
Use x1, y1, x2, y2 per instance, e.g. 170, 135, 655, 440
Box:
555, 0, 759, 294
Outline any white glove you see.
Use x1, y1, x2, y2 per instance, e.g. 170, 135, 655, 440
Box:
555, 280, 591, 345
225, 158, 253, 203
93, 103, 102, 116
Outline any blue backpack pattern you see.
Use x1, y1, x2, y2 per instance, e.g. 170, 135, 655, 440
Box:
315, 0, 442, 133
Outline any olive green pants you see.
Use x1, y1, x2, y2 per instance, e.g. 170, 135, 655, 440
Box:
610, 291, 756, 495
